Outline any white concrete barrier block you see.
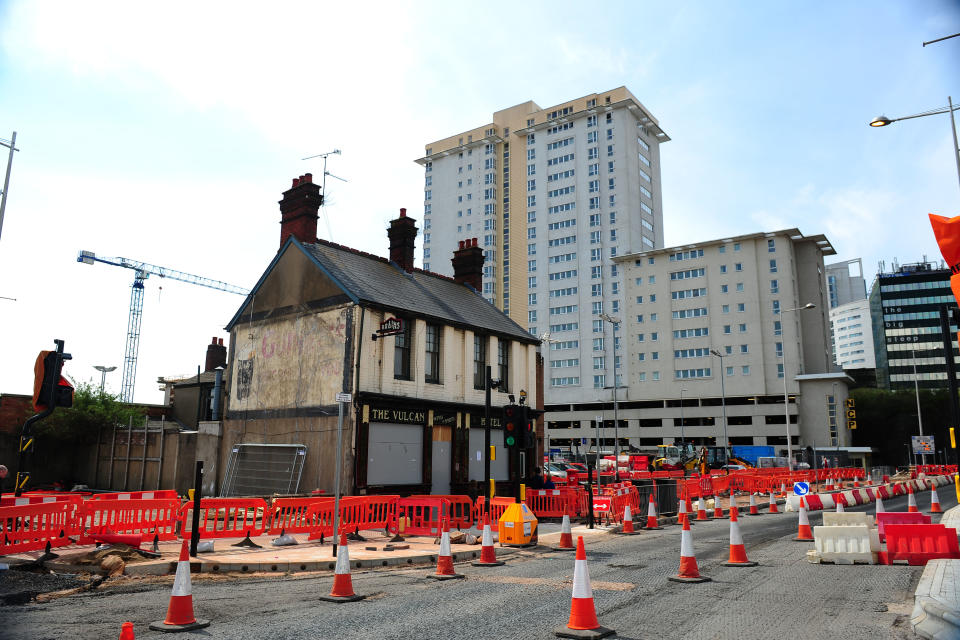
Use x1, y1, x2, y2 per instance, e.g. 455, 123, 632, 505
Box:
811, 524, 877, 564
842, 490, 857, 506
820, 493, 836, 509
822, 512, 873, 528
911, 558, 960, 640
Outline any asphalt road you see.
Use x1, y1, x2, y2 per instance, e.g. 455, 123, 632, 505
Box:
1, 485, 954, 640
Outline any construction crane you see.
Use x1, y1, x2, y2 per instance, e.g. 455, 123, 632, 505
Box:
78, 250, 250, 402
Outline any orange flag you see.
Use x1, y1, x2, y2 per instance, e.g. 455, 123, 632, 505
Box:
929, 214, 960, 345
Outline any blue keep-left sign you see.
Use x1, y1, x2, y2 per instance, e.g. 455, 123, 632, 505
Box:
793, 482, 810, 496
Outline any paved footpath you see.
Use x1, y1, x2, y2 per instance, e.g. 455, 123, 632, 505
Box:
1, 485, 953, 640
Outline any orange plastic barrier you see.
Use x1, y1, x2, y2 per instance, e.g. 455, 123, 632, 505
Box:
339, 495, 399, 534
0, 494, 82, 507
876, 512, 931, 542
0, 501, 80, 555
882, 524, 960, 565
90, 490, 179, 501
476, 496, 515, 525
268, 497, 328, 534
392, 497, 450, 537
408, 495, 472, 529
525, 489, 570, 518
179, 498, 267, 539
77, 498, 180, 544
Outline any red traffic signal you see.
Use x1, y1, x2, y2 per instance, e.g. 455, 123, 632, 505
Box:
33, 349, 74, 412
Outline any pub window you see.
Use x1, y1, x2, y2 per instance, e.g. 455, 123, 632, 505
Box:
498, 339, 510, 391
473, 335, 487, 390
425, 324, 441, 384
394, 319, 412, 380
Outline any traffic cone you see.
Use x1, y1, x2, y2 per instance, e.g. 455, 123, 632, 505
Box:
780, 482, 787, 497
747, 493, 761, 516
620, 505, 637, 534
678, 496, 690, 526
793, 497, 814, 541
317, 533, 365, 602
645, 493, 662, 530
768, 491, 779, 514
149, 540, 210, 631
553, 537, 615, 639
713, 495, 724, 519
668, 518, 710, 583
555, 508, 575, 550
908, 485, 919, 513
724, 505, 757, 567
430, 518, 464, 580
876, 495, 885, 515
472, 511, 504, 566
119, 622, 135, 640
685, 495, 694, 521
930, 485, 943, 513
836, 500, 844, 513
854, 480, 860, 488
696, 496, 708, 521
728, 493, 738, 519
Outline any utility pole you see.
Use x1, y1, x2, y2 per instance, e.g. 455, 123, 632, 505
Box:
0, 131, 19, 245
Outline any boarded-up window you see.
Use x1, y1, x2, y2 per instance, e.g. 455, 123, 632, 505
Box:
468, 429, 508, 482
367, 423, 422, 485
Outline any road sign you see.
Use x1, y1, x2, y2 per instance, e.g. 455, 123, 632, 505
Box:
845, 398, 855, 408
335, 392, 352, 403
912, 435, 935, 454
847, 420, 857, 430
793, 482, 810, 496
592, 497, 611, 513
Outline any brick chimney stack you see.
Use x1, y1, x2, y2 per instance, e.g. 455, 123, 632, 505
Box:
387, 207, 418, 272
452, 237, 484, 292
205, 337, 227, 371
278, 173, 322, 250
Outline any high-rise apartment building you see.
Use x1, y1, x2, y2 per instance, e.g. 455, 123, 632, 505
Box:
416, 87, 669, 404
543, 229, 852, 455
869, 260, 959, 390
826, 258, 875, 369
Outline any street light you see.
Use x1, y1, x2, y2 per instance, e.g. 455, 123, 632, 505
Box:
93, 365, 117, 394
709, 349, 728, 472
599, 313, 622, 477
781, 303, 816, 469
870, 97, 960, 195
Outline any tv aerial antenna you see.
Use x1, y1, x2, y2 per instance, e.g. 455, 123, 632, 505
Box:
302, 148, 348, 241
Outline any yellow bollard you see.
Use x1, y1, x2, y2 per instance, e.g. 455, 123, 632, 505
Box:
521, 483, 526, 502
955, 474, 960, 505
188, 489, 195, 501
489, 478, 496, 498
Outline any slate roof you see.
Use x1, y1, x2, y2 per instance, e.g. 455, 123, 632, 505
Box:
228, 237, 537, 344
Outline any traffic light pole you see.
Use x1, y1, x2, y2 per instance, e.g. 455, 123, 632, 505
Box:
16, 339, 70, 496
484, 366, 492, 509
940, 305, 960, 466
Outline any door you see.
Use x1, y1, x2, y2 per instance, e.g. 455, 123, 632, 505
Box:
431, 440, 451, 494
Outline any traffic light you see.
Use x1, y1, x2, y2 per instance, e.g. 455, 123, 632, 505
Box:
32, 348, 74, 412
502, 403, 519, 448
520, 405, 535, 449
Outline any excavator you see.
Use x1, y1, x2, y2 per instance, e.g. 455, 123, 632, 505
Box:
652, 443, 754, 473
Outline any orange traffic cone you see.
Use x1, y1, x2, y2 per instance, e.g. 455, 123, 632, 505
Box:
620, 505, 637, 534
149, 540, 210, 631
696, 496, 708, 521
713, 495, 724, 519
430, 518, 464, 580
780, 482, 787, 497
794, 497, 814, 541
678, 496, 690, 526
908, 485, 919, 513
119, 622, 135, 640
645, 493, 662, 530
930, 485, 943, 513
668, 518, 710, 583
685, 495, 694, 521
555, 507, 575, 550
318, 533, 364, 602
836, 499, 844, 513
768, 491, 779, 514
553, 536, 615, 639
854, 480, 860, 488
472, 511, 504, 566
747, 493, 761, 516
724, 505, 757, 567
728, 493, 738, 519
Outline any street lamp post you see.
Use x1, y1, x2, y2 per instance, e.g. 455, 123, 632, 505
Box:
781, 303, 816, 469
599, 313, 622, 478
870, 97, 960, 196
912, 349, 928, 465
709, 350, 728, 471
93, 365, 117, 394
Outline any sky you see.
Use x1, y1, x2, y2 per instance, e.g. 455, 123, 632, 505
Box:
0, 1, 958, 403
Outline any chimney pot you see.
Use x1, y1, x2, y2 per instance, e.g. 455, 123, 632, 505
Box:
400, 207, 407, 218
472, 238, 478, 247
304, 173, 312, 183
211, 336, 217, 344
279, 175, 322, 250
218, 338, 223, 346
459, 240, 465, 249
452, 238, 485, 291
292, 178, 300, 188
